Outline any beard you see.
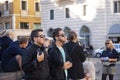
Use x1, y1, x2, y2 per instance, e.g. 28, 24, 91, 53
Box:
37, 40, 44, 46
58, 38, 66, 44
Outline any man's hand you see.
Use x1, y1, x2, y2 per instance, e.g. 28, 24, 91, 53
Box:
37, 52, 44, 62
63, 61, 72, 69
109, 58, 117, 62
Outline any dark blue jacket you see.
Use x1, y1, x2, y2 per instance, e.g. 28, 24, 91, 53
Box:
1, 41, 24, 68
101, 48, 119, 66
0, 36, 13, 61
102, 48, 119, 60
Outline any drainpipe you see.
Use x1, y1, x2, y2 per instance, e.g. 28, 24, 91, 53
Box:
12, 14, 15, 30
104, 0, 107, 39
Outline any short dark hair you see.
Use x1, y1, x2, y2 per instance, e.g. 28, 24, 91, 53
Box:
18, 37, 28, 44
67, 31, 77, 41
30, 29, 43, 42
52, 28, 62, 41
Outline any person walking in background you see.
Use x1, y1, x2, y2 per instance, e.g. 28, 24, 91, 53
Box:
48, 28, 72, 80
101, 39, 119, 80
22, 29, 49, 80
88, 44, 94, 55
64, 31, 86, 80
1, 37, 28, 72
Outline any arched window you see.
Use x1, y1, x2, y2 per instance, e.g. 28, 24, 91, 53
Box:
80, 25, 90, 47
64, 27, 71, 37
47, 28, 54, 37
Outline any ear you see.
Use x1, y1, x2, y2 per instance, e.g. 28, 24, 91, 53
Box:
33, 37, 37, 42
55, 36, 58, 41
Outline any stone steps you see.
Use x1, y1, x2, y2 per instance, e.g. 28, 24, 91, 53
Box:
0, 71, 23, 80
0, 63, 23, 80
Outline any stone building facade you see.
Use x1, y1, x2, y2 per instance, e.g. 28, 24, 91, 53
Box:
41, 0, 120, 49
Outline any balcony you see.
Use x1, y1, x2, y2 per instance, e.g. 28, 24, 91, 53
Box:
51, 0, 75, 2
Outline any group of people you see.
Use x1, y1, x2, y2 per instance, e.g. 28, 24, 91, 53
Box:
21, 28, 87, 80
0, 31, 29, 72
0, 28, 118, 80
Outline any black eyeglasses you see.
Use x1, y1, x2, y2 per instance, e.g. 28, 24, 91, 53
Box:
36, 35, 45, 38
58, 34, 66, 37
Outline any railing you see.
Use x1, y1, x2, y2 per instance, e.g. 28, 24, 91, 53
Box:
51, 0, 75, 2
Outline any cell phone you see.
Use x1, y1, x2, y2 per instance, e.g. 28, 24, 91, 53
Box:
37, 48, 42, 55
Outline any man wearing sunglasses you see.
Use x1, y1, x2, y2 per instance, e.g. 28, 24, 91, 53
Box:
48, 28, 72, 80
22, 29, 49, 80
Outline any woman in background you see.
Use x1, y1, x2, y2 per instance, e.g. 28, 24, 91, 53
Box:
64, 31, 86, 80
101, 39, 119, 80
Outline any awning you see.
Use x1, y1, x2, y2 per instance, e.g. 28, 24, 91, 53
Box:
108, 34, 120, 37
109, 24, 120, 34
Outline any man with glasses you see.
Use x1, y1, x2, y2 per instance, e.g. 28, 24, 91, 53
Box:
22, 29, 49, 80
48, 28, 72, 80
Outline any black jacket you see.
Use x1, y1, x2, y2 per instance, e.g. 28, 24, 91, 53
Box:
64, 41, 86, 79
48, 44, 72, 80
22, 44, 49, 80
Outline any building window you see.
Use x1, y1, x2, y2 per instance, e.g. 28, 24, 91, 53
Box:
5, 22, 11, 29
17, 36, 30, 40
34, 23, 41, 29
5, 1, 9, 11
65, 8, 70, 18
20, 22, 29, 29
83, 5, 88, 16
35, 2, 40, 12
50, 10, 54, 20
114, 1, 120, 13
22, 1, 27, 10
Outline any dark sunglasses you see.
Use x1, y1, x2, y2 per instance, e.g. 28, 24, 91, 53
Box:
36, 35, 45, 38
105, 43, 109, 45
58, 34, 66, 37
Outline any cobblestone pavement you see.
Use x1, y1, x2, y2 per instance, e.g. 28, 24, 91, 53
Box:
88, 58, 120, 80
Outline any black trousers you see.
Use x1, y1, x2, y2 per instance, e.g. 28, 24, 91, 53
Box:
102, 74, 114, 80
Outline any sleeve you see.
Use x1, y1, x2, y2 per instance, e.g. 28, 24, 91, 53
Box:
77, 45, 86, 62
48, 48, 64, 68
64, 48, 72, 63
12, 46, 24, 55
113, 49, 119, 61
22, 48, 38, 72
101, 50, 105, 57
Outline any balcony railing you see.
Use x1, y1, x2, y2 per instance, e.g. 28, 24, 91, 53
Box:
51, 0, 75, 2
